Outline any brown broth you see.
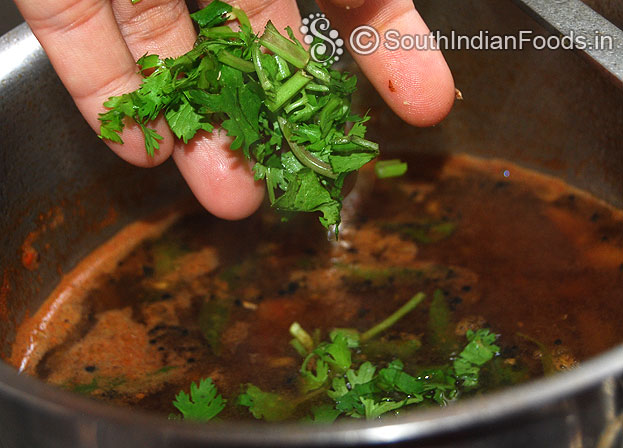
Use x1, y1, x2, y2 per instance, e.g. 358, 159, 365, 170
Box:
9, 154, 623, 419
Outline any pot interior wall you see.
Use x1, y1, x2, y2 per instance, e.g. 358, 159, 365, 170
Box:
0, 28, 188, 357
579, 0, 623, 29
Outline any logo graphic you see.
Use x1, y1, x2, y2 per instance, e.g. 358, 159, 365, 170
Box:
300, 13, 344, 66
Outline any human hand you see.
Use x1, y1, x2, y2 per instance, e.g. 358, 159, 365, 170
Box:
14, 0, 455, 220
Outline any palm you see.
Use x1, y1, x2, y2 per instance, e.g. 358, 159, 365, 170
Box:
15, 0, 454, 219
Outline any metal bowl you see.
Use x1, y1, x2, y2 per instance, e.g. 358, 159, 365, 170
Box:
1, 1, 622, 446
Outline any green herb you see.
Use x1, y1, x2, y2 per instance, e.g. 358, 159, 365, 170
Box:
486, 357, 531, 388
285, 313, 500, 420
375, 159, 408, 178
99, 0, 378, 231
361, 336, 421, 360
382, 220, 456, 244
198, 299, 232, 356
454, 329, 500, 389
289, 321, 315, 355
147, 366, 179, 376
151, 239, 187, 275
517, 332, 556, 375
172, 378, 225, 421
190, 0, 232, 28
361, 293, 425, 342
172, 293, 501, 423
309, 404, 342, 423
68, 378, 99, 395
427, 289, 459, 357
237, 385, 297, 422
65, 376, 126, 396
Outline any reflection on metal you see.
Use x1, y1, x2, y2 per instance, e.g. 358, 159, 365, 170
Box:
596, 378, 623, 448
602, 378, 618, 422
0, 24, 42, 80
566, 412, 584, 448
597, 413, 623, 448
511, 0, 623, 85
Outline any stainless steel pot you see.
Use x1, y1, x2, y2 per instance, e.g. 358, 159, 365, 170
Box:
1, 1, 622, 447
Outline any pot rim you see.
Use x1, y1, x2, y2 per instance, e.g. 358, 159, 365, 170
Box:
1, 341, 622, 445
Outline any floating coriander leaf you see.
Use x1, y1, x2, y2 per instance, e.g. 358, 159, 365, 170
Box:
172, 292, 503, 423
428, 289, 459, 357
375, 159, 408, 179
361, 293, 426, 343
237, 385, 296, 422
173, 378, 225, 421
454, 329, 500, 388
310, 405, 342, 423
382, 220, 456, 244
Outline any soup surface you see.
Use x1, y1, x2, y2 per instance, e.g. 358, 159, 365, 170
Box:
9, 154, 623, 420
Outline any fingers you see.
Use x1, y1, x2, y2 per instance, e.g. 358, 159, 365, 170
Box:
14, 0, 175, 167
172, 131, 265, 220
198, 0, 302, 36
172, 0, 302, 220
318, 0, 455, 126
113, 0, 267, 220
111, 0, 196, 59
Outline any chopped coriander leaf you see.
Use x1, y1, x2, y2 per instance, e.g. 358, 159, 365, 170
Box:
290, 322, 315, 352
278, 117, 336, 179
237, 384, 296, 422
318, 332, 352, 371
361, 397, 408, 420
460, 329, 499, 365
428, 289, 459, 357
189, 0, 232, 28
382, 220, 457, 244
347, 361, 376, 386
285, 295, 500, 421
362, 337, 421, 360
259, 21, 309, 68
310, 405, 342, 423
173, 378, 225, 421
171, 293, 503, 423
361, 293, 426, 342
272, 168, 342, 230
100, 1, 378, 231
454, 329, 500, 389
375, 159, 408, 179
516, 332, 556, 376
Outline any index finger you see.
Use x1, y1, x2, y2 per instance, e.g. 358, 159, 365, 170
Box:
14, 0, 175, 167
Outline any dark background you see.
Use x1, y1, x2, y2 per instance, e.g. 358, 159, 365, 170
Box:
0, 2, 21, 36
